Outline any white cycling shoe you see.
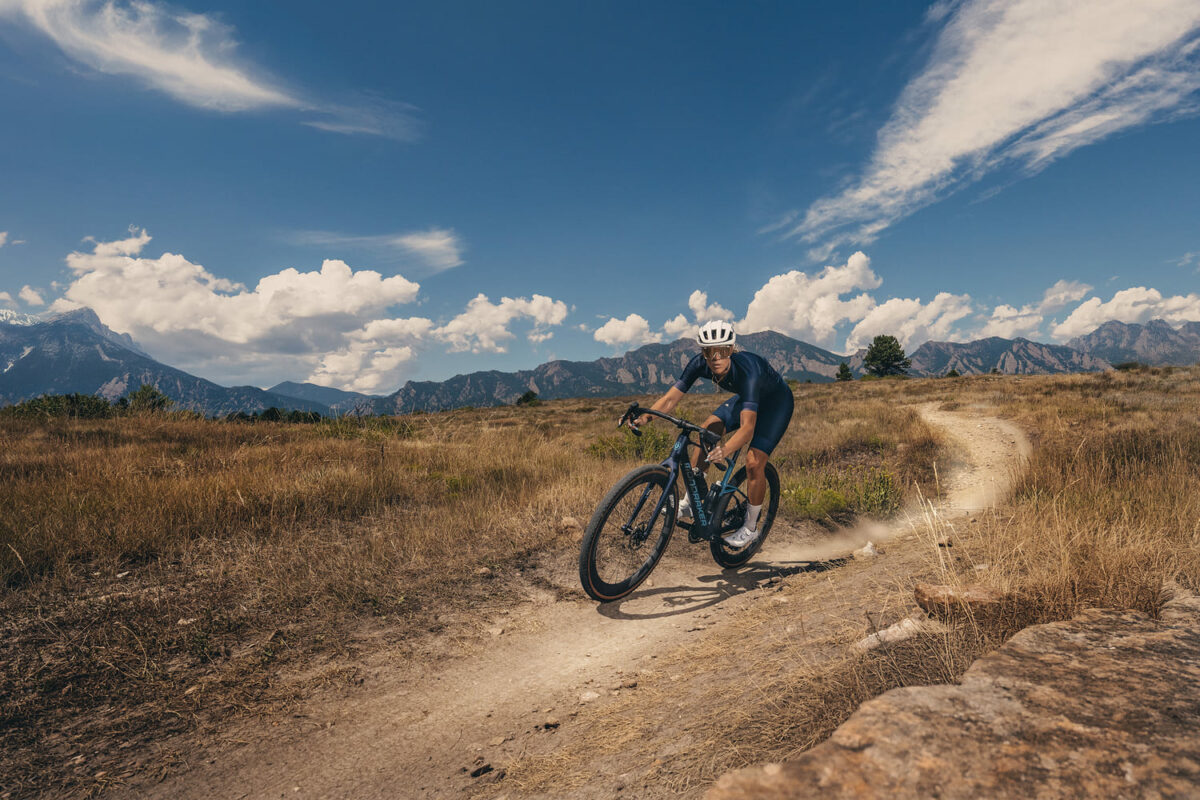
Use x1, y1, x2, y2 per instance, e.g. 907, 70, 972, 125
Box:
722, 524, 760, 549
675, 494, 694, 523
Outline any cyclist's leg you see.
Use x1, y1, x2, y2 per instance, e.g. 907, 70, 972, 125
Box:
744, 446, 770, 504
745, 388, 795, 504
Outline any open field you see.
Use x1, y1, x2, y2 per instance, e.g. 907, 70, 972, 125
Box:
0, 388, 939, 798
3, 368, 1199, 797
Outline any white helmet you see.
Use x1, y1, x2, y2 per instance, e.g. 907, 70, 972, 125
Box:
696, 320, 736, 346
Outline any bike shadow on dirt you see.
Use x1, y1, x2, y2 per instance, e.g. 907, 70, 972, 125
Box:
595, 557, 849, 621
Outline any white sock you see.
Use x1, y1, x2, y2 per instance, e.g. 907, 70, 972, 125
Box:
744, 503, 762, 531
677, 494, 691, 514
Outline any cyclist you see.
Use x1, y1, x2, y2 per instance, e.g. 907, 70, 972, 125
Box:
634, 320, 794, 548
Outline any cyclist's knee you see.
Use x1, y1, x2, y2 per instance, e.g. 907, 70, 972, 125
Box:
746, 448, 768, 472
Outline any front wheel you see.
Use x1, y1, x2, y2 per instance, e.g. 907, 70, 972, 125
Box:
709, 462, 780, 568
579, 465, 676, 602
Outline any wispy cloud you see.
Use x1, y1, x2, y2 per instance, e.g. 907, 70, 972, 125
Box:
0, 231, 7, 247
786, 0, 1200, 257
290, 227, 464, 274
0, 0, 419, 138
1173, 250, 1200, 270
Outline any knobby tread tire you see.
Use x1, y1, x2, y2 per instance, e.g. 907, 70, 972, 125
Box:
709, 462, 780, 568
579, 464, 676, 602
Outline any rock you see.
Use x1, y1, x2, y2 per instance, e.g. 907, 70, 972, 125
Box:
176, 617, 198, 627
578, 690, 601, 704
475, 567, 494, 578
707, 594, 1200, 799
914, 582, 1012, 622
487, 627, 504, 637
488, 736, 505, 747
469, 763, 493, 778
559, 516, 583, 535
852, 541, 878, 559
854, 615, 949, 652
544, 717, 560, 729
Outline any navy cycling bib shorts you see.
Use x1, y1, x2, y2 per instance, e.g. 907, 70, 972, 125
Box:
673, 350, 795, 455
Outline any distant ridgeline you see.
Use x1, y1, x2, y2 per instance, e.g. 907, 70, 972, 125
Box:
4, 308, 1199, 416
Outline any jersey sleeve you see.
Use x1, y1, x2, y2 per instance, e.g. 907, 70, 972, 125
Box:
673, 353, 707, 393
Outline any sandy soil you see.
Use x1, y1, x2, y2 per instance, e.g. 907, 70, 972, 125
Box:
138, 403, 1029, 800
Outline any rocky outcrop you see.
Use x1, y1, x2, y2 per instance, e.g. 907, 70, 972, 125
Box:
707, 594, 1200, 799
908, 337, 1110, 377
375, 331, 850, 413
1068, 319, 1200, 366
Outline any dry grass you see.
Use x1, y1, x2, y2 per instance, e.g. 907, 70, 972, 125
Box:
503, 368, 1200, 797
0, 390, 938, 798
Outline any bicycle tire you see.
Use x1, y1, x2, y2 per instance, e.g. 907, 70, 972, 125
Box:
579, 465, 676, 602
709, 462, 780, 568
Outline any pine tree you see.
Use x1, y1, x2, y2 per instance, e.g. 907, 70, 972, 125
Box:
836, 362, 853, 382
126, 384, 173, 413
863, 335, 911, 377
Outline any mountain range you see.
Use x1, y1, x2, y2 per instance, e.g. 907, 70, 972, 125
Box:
0, 309, 325, 415
2, 309, 1196, 416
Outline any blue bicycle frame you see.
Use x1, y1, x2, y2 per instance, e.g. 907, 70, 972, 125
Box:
620, 404, 747, 543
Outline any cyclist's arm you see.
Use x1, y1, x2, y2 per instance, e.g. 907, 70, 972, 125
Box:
635, 386, 684, 425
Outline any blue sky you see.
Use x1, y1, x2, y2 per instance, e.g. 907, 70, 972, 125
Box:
2, 0, 1200, 393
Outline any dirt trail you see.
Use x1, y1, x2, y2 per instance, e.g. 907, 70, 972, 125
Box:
146, 404, 1029, 800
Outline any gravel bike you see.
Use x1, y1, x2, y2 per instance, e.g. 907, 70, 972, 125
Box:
578, 402, 780, 602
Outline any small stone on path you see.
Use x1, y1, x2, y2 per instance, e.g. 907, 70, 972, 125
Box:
853, 541, 878, 559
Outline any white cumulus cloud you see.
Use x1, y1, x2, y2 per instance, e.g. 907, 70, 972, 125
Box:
787, 0, 1200, 255
1052, 287, 1200, 340
979, 279, 1093, 339
0, 291, 13, 305
434, 293, 568, 353
845, 292, 974, 352
593, 314, 662, 349
740, 251, 881, 347
18, 285, 44, 306
0, 231, 7, 247
44, 229, 569, 391
687, 290, 734, 324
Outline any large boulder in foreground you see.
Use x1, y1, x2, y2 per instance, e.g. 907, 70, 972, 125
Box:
707, 594, 1200, 799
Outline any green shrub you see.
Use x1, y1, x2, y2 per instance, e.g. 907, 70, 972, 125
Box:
781, 466, 902, 519
588, 425, 674, 461
1, 393, 113, 419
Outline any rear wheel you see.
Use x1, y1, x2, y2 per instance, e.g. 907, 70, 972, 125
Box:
579, 465, 676, 602
709, 462, 780, 568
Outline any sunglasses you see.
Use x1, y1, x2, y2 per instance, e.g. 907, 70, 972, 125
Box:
701, 346, 733, 359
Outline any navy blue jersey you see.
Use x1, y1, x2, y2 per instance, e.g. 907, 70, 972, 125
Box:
673, 351, 787, 413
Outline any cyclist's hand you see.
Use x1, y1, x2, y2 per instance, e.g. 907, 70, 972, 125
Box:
708, 443, 727, 463
634, 414, 651, 427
